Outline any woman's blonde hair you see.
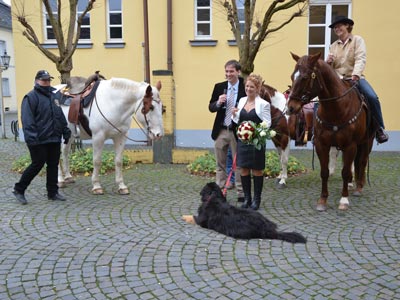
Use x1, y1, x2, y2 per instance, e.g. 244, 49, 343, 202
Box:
246, 73, 263, 92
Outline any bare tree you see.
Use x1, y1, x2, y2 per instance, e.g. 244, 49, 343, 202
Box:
222, 0, 308, 77
12, 0, 96, 83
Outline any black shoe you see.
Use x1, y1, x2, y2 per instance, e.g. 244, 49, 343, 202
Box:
48, 193, 66, 201
237, 197, 245, 203
376, 128, 389, 144
13, 190, 27, 205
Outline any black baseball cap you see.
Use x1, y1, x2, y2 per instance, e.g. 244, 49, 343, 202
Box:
35, 70, 54, 80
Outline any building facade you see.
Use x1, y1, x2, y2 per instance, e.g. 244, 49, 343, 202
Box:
0, 0, 16, 112
11, 0, 400, 151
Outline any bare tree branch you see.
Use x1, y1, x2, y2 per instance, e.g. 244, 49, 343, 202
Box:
12, 0, 96, 82
220, 0, 309, 76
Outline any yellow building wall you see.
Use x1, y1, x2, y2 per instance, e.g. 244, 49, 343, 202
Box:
11, 0, 400, 138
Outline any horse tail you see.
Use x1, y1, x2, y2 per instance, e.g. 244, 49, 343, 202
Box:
276, 231, 307, 244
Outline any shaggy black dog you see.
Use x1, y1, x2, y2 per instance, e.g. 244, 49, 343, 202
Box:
183, 182, 306, 244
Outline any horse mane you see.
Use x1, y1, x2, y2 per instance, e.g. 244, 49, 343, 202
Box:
110, 77, 147, 94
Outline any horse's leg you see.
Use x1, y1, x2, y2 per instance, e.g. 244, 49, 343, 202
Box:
315, 144, 331, 212
113, 135, 129, 195
275, 145, 289, 188
338, 146, 357, 210
328, 147, 339, 175
92, 135, 106, 195
58, 139, 74, 187
353, 140, 373, 196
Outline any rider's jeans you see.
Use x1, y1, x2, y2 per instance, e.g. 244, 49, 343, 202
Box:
357, 79, 385, 128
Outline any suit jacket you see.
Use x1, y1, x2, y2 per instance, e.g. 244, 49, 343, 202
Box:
208, 77, 246, 140
232, 95, 271, 128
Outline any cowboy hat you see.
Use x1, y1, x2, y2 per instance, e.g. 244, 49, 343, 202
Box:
329, 16, 354, 28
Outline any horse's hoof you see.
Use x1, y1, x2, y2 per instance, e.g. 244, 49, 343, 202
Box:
64, 177, 75, 184
92, 188, 104, 195
338, 203, 349, 211
118, 188, 130, 195
352, 190, 362, 197
276, 183, 287, 189
58, 182, 67, 188
316, 203, 327, 212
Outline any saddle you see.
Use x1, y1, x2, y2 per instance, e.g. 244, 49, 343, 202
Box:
62, 71, 106, 137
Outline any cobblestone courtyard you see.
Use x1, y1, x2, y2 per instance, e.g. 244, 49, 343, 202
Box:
0, 139, 399, 299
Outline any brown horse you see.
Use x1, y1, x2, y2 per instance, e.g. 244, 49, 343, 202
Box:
287, 52, 376, 211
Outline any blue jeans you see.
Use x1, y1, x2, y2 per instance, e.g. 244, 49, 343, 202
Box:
358, 79, 385, 128
226, 147, 235, 183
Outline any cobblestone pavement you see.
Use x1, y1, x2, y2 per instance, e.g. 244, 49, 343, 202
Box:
0, 139, 399, 300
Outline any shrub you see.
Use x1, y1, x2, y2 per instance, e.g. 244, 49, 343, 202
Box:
187, 150, 305, 177
11, 148, 131, 176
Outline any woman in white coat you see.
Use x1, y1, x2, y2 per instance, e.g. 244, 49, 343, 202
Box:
232, 74, 271, 210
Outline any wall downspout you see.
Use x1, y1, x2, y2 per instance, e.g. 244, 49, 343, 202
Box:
143, 0, 150, 83
167, 0, 173, 72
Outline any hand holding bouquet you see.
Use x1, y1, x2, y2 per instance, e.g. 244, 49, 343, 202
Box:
237, 120, 276, 150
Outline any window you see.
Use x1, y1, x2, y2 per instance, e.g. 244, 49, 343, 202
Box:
236, 0, 245, 35
78, 0, 91, 40
44, 0, 91, 41
0, 40, 6, 57
2, 78, 10, 97
44, 0, 58, 41
107, 0, 123, 40
308, 0, 352, 58
195, 0, 211, 39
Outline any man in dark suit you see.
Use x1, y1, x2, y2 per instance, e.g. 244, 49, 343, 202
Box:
209, 59, 246, 202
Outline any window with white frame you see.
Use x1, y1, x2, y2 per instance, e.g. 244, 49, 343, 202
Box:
2, 78, 10, 97
308, 0, 352, 58
77, 0, 91, 40
107, 0, 123, 40
0, 40, 6, 56
195, 0, 211, 39
236, 0, 245, 35
44, 0, 58, 41
44, 0, 91, 41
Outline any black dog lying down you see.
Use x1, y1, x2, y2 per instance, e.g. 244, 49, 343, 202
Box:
182, 182, 306, 244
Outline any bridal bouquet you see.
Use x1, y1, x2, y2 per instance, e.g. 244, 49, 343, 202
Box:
237, 120, 276, 150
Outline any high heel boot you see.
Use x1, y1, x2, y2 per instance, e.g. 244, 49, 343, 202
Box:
251, 175, 264, 210
240, 175, 252, 209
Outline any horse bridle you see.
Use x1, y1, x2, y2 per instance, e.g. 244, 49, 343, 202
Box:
291, 64, 364, 132
132, 97, 162, 138
291, 65, 358, 104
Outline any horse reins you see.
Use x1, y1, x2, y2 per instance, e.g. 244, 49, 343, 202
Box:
92, 93, 150, 143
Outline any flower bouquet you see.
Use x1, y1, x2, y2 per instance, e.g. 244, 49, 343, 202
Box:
236, 120, 276, 150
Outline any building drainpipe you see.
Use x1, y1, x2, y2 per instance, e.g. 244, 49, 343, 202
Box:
167, 0, 173, 72
143, 0, 150, 83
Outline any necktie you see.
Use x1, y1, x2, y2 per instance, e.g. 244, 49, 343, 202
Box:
224, 87, 235, 126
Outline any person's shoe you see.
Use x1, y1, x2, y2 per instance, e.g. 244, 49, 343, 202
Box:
48, 193, 66, 201
13, 190, 27, 205
376, 128, 389, 144
237, 197, 245, 203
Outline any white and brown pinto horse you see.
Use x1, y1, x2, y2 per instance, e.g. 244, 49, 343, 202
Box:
287, 52, 376, 212
57, 78, 164, 195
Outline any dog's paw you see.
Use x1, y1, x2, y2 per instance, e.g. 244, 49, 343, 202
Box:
182, 215, 195, 224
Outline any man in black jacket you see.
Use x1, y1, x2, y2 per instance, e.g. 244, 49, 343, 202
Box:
209, 60, 246, 201
13, 70, 71, 205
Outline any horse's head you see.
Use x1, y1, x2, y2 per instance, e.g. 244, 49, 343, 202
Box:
287, 52, 322, 115
135, 81, 164, 140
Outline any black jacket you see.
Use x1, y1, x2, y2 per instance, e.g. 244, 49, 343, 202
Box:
21, 84, 71, 146
208, 77, 246, 140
